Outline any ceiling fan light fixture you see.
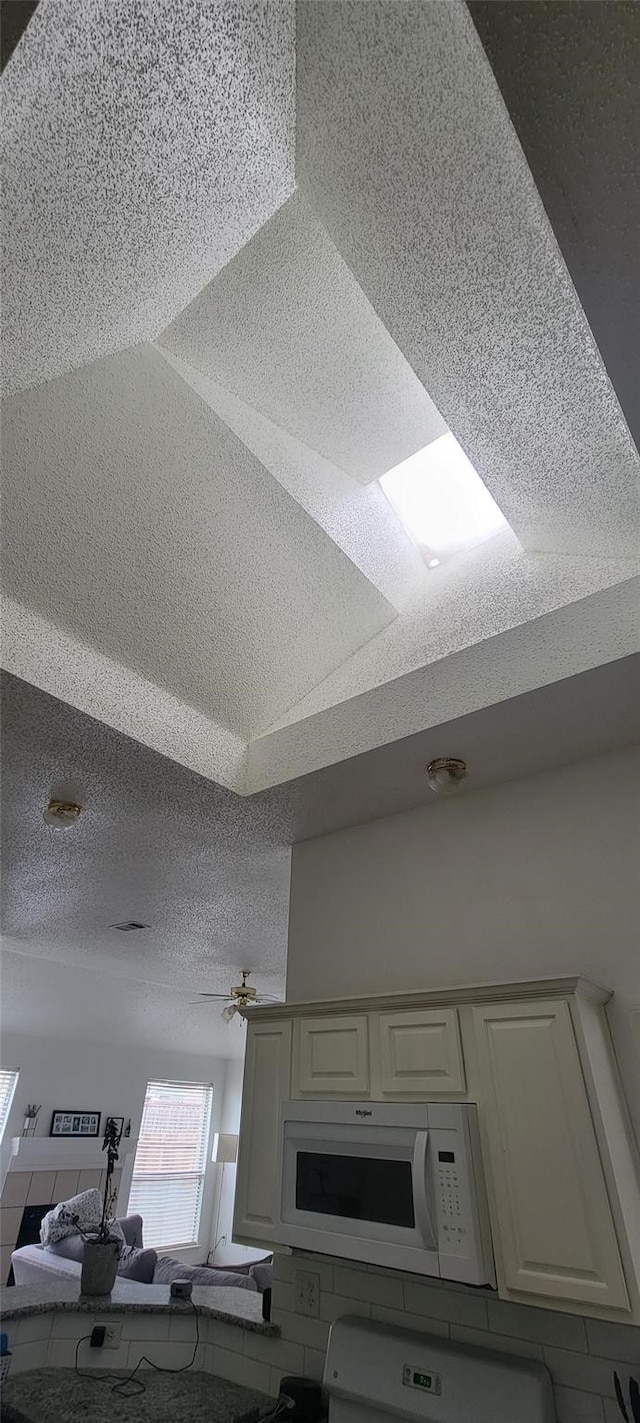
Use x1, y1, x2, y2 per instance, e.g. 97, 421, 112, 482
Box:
426, 757, 468, 795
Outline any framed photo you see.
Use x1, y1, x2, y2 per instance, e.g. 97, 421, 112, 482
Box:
106, 1116, 124, 1142
50, 1111, 101, 1138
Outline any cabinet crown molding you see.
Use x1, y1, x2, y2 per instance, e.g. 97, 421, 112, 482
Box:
241, 975, 610, 1021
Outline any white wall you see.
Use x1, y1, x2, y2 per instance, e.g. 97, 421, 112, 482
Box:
0, 1030, 231, 1263
208, 1058, 253, 1262
288, 746, 640, 1133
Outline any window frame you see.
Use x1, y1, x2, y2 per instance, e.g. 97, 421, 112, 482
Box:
0, 1068, 20, 1143
128, 1079, 214, 1252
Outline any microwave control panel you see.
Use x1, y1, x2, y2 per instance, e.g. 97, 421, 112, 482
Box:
429, 1121, 476, 1259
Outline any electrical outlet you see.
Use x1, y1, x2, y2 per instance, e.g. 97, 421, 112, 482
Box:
295, 1270, 320, 1318
94, 1320, 122, 1349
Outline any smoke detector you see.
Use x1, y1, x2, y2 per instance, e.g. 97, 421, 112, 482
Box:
43, 799, 82, 829
426, 757, 468, 795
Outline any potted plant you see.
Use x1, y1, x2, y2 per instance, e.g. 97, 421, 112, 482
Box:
22, 1104, 40, 1137
62, 1117, 123, 1296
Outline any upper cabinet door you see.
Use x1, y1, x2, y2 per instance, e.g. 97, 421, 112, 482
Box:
294, 1014, 370, 1095
473, 1000, 629, 1311
234, 1020, 292, 1244
376, 1008, 466, 1095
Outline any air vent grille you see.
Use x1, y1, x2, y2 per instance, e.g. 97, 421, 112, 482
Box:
110, 921, 149, 932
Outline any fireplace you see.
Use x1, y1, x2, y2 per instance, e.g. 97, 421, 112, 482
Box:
0, 1134, 137, 1285
5, 1203, 56, 1287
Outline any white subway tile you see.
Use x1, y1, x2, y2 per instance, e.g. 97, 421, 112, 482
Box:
10, 1341, 48, 1375
272, 1280, 295, 1314
554, 1385, 605, 1423
272, 1254, 298, 1284
13, 1315, 52, 1345
127, 1339, 204, 1370
584, 1320, 640, 1367
243, 1331, 304, 1373
212, 1344, 272, 1394
274, 1309, 330, 1351
51, 1312, 95, 1340
604, 1399, 631, 1423
371, 1304, 449, 1339
304, 1346, 327, 1380
405, 1280, 487, 1329
542, 1347, 618, 1397
53, 1337, 130, 1371
488, 1300, 588, 1353
334, 1265, 403, 1309
169, 1311, 201, 1341
123, 1314, 171, 1341
320, 1292, 371, 1323
208, 1319, 247, 1353
450, 1323, 543, 1361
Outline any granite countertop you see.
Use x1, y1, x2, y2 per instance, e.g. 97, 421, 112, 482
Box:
1, 1367, 270, 1423
0, 1282, 277, 1334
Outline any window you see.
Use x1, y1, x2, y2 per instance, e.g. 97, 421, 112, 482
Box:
379, 432, 508, 565
0, 1069, 19, 1142
128, 1080, 213, 1250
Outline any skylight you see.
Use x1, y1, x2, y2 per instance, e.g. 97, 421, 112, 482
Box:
379, 432, 508, 565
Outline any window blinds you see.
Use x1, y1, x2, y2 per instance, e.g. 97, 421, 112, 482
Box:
128, 1080, 213, 1250
0, 1069, 19, 1141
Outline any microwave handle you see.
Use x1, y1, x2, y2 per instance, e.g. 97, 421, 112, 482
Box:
412, 1130, 436, 1249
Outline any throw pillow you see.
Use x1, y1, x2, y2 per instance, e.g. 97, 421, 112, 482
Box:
40, 1189, 102, 1245
117, 1247, 157, 1283
45, 1234, 85, 1263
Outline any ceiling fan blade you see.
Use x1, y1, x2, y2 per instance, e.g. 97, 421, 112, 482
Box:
195, 993, 231, 1001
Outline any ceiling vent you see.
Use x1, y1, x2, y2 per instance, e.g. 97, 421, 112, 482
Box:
110, 921, 149, 932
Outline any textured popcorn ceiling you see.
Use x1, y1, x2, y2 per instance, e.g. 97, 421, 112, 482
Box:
0, 671, 290, 1004
160, 191, 446, 484
296, 0, 640, 559
2, 0, 295, 391
2, 343, 394, 742
2, 0, 639, 800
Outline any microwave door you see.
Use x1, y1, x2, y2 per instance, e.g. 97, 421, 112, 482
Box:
411, 1130, 437, 1253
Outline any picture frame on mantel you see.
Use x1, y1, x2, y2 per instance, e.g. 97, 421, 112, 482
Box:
50, 1111, 101, 1137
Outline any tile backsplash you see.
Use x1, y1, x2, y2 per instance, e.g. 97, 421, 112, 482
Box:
271, 1252, 639, 1423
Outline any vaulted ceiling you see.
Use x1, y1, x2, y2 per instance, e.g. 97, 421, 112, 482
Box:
1, 2, 639, 1018
2, 0, 638, 802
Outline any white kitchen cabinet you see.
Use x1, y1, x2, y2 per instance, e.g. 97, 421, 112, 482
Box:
472, 999, 629, 1311
375, 1007, 465, 1095
294, 1014, 369, 1095
233, 1019, 292, 1245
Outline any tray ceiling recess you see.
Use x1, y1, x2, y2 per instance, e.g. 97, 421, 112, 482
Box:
2, 0, 638, 794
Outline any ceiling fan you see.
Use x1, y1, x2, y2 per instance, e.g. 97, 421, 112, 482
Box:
192, 970, 282, 1022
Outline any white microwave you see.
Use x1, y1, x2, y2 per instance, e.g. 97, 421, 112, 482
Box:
280, 1100, 495, 1286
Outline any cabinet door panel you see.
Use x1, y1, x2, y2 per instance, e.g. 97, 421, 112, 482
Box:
234, 1020, 291, 1243
295, 1015, 369, 1095
377, 1008, 465, 1094
473, 1000, 628, 1310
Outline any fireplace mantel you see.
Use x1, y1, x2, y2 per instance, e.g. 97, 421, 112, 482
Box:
9, 1136, 138, 1173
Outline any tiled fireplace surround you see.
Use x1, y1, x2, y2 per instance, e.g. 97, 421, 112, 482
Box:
3, 1251, 638, 1423
1, 1137, 128, 1284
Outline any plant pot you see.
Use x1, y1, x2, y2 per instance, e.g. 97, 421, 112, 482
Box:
80, 1238, 120, 1297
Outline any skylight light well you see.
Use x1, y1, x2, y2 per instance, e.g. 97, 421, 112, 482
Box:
379, 433, 508, 564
